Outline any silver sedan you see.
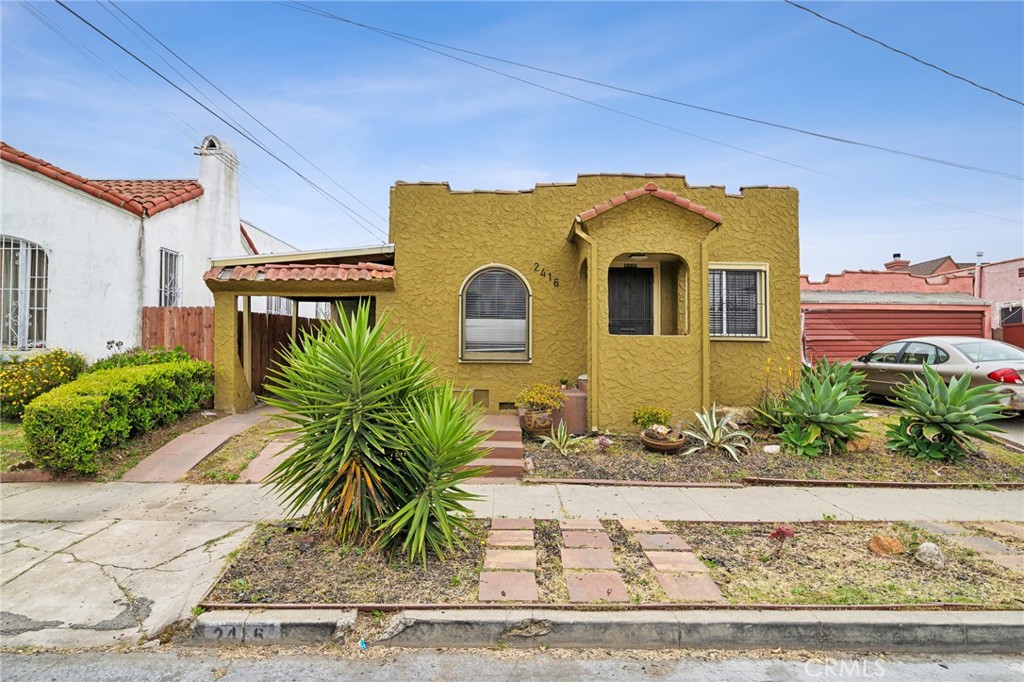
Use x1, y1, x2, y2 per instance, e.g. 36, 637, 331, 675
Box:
850, 336, 1024, 411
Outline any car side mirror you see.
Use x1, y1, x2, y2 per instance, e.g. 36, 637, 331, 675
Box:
857, 355, 869, 363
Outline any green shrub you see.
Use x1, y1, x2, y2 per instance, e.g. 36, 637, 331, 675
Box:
0, 349, 88, 418
886, 364, 1006, 463
264, 302, 488, 564
89, 345, 191, 372
22, 361, 213, 473
803, 358, 866, 396
779, 373, 866, 457
680, 405, 752, 462
752, 390, 788, 432
515, 384, 566, 413
632, 405, 673, 430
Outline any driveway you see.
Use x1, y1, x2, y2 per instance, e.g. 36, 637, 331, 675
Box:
999, 415, 1024, 447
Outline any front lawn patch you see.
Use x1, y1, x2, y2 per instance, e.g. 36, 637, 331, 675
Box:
526, 415, 1024, 485
204, 519, 1023, 608
0, 419, 29, 470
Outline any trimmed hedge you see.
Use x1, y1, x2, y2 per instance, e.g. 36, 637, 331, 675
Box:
0, 349, 88, 418
88, 345, 192, 373
23, 361, 213, 474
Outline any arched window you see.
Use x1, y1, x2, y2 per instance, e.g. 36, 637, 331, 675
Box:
460, 266, 530, 361
1, 237, 48, 349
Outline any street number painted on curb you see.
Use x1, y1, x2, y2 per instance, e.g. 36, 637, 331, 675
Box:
203, 622, 282, 642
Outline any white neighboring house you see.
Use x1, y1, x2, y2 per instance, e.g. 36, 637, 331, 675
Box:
0, 135, 297, 359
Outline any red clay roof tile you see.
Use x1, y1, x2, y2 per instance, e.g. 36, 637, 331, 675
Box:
204, 262, 395, 284
575, 182, 723, 224
1, 141, 203, 218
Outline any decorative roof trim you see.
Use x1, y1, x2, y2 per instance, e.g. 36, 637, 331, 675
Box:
204, 261, 395, 284
574, 182, 723, 224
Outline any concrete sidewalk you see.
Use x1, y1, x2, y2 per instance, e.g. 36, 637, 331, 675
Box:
2, 480, 1022, 649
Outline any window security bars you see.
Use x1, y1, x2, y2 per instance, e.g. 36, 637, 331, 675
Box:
159, 249, 182, 307
709, 269, 766, 337
1, 237, 48, 349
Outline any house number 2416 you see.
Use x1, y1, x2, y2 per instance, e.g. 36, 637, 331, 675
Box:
533, 262, 559, 287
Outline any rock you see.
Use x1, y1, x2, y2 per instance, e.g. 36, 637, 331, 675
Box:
141, 639, 161, 649
868, 535, 905, 556
763, 444, 781, 455
846, 437, 872, 453
915, 542, 945, 569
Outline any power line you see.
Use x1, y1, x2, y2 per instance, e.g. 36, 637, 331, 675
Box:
281, 1, 1021, 225
52, 0, 389, 243
281, 0, 1021, 181
106, 1, 388, 226
784, 0, 1023, 107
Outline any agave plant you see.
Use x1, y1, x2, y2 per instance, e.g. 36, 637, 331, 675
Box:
539, 419, 588, 455
262, 303, 434, 544
680, 405, 752, 463
886, 364, 1006, 463
375, 385, 490, 565
804, 357, 866, 396
752, 390, 788, 432
780, 373, 866, 456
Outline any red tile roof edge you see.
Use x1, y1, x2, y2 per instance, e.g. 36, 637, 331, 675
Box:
575, 182, 723, 224
203, 262, 396, 283
239, 223, 259, 255
1, 141, 203, 218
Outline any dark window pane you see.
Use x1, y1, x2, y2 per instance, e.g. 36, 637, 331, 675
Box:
464, 269, 527, 353
608, 267, 653, 335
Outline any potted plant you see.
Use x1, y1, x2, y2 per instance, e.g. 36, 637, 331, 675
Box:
515, 384, 567, 436
632, 406, 685, 454
559, 377, 569, 389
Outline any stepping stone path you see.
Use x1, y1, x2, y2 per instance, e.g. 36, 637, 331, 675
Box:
912, 521, 1024, 575
479, 519, 538, 602
477, 517, 727, 603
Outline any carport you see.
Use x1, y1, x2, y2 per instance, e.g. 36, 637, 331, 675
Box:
203, 246, 395, 413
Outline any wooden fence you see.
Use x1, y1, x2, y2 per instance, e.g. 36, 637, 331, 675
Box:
141, 306, 328, 394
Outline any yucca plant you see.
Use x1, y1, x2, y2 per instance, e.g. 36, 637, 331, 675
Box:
375, 385, 489, 566
680, 405, 752, 463
262, 303, 434, 544
780, 373, 866, 456
539, 419, 588, 455
886, 364, 1006, 463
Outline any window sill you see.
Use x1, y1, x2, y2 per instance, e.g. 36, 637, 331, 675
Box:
710, 335, 770, 342
459, 358, 532, 364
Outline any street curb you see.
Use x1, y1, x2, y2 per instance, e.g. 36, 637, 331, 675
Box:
186, 609, 357, 645
187, 608, 1024, 653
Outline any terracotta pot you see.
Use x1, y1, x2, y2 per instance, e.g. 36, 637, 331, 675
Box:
640, 431, 686, 454
521, 410, 554, 436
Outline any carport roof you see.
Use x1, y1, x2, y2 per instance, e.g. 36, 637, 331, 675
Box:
204, 262, 394, 283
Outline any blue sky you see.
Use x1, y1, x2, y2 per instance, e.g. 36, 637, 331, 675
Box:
3, 1, 1022, 277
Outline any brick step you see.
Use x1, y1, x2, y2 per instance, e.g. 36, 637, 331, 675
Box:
458, 457, 525, 478
477, 414, 523, 443
475, 440, 524, 461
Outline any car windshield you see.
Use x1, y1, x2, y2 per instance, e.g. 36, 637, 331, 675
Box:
953, 340, 1024, 363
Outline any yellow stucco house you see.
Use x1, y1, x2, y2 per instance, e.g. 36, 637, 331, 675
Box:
205, 174, 800, 431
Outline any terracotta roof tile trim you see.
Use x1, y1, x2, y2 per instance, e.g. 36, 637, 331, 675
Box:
204, 262, 396, 283
1, 142, 203, 217
576, 181, 723, 224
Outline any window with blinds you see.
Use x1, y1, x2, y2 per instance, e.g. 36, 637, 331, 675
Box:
461, 267, 529, 360
709, 268, 766, 337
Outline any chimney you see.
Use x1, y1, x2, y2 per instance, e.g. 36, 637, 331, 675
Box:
884, 253, 910, 271
190, 135, 240, 304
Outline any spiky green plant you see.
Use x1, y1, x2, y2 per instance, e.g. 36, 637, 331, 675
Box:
680, 405, 752, 462
886, 364, 1006, 463
752, 390, 788, 432
779, 422, 824, 458
375, 385, 490, 565
262, 303, 435, 545
539, 419, 588, 455
780, 373, 866, 456
803, 357, 866, 396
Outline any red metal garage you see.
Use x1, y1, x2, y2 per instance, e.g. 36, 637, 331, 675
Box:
802, 291, 990, 362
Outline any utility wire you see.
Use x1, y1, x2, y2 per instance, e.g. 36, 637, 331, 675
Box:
52, 0, 389, 243
107, 1, 388, 226
282, 0, 1021, 181
784, 0, 1023, 107
282, 1, 1021, 225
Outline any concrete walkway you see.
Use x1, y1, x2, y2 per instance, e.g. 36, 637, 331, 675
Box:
2, 480, 1022, 648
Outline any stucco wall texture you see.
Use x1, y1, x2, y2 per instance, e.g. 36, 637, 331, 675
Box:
385, 175, 800, 431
